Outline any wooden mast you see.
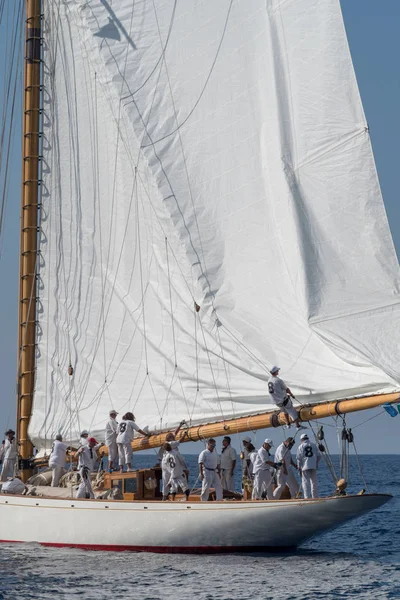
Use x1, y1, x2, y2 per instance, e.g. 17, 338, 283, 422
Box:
126, 392, 399, 453
17, 0, 42, 481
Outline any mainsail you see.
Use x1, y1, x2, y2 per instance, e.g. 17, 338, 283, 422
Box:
30, 0, 400, 451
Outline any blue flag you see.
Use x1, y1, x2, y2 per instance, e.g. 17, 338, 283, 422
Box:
383, 404, 398, 417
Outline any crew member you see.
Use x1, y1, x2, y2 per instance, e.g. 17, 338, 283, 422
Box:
240, 436, 252, 481
48, 434, 69, 487
116, 412, 149, 473
273, 437, 299, 499
297, 433, 320, 498
105, 409, 119, 471
252, 439, 278, 500
0, 429, 17, 482
198, 439, 223, 501
268, 367, 306, 430
155, 420, 186, 465
76, 437, 101, 499
79, 430, 89, 447
163, 442, 190, 501
220, 436, 236, 491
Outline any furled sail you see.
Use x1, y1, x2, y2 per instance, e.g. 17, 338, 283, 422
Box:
30, 0, 400, 451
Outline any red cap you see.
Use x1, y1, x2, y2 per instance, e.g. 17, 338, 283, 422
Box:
88, 437, 98, 444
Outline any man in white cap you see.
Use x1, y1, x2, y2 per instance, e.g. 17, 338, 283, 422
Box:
297, 433, 320, 498
268, 367, 306, 430
198, 439, 223, 501
105, 409, 119, 471
220, 436, 236, 491
252, 439, 280, 500
273, 437, 299, 499
0, 429, 17, 482
79, 430, 89, 447
48, 434, 69, 487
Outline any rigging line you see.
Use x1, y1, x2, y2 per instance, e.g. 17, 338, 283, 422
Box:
221, 325, 270, 375
136, 173, 149, 374
196, 314, 226, 421
352, 409, 385, 429
194, 308, 199, 392
142, 0, 234, 148
0, 2, 23, 250
165, 237, 177, 367
121, 0, 177, 101
351, 439, 369, 492
94, 71, 108, 389
67, 30, 165, 410
98, 2, 137, 326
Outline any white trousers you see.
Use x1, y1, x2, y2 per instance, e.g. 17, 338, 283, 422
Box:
302, 469, 318, 499
252, 470, 274, 500
201, 469, 223, 501
170, 474, 189, 494
107, 441, 118, 467
161, 467, 171, 497
118, 443, 133, 467
0, 459, 15, 482
220, 469, 234, 491
273, 468, 299, 499
50, 465, 65, 487
277, 398, 298, 422
76, 467, 94, 498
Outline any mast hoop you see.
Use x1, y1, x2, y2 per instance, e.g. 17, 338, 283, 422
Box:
22, 203, 41, 210
25, 14, 44, 23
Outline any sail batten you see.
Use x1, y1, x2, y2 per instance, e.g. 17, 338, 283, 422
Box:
29, 0, 400, 451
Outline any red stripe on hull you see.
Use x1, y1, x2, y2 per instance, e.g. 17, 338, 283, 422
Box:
0, 539, 296, 554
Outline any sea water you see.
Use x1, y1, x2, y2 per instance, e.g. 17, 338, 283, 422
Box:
0, 455, 399, 599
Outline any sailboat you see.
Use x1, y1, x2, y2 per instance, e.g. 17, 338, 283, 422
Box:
1, 0, 399, 552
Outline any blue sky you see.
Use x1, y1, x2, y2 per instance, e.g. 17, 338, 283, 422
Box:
0, 1, 399, 455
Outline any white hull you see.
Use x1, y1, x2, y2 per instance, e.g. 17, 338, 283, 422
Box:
0, 493, 391, 553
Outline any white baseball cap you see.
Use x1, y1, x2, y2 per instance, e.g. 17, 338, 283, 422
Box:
80, 429, 89, 436
242, 436, 251, 443
109, 409, 118, 415
270, 366, 280, 374
264, 438, 273, 446
300, 433, 309, 441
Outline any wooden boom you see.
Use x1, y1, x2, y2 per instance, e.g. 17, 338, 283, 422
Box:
125, 392, 399, 453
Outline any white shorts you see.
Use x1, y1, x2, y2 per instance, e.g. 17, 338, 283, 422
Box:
118, 442, 133, 466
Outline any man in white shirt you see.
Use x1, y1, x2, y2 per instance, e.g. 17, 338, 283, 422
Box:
0, 429, 17, 482
1, 476, 27, 495
105, 409, 119, 471
76, 437, 101, 499
116, 412, 149, 472
273, 437, 299, 499
297, 433, 320, 499
163, 443, 190, 501
198, 439, 223, 501
268, 367, 306, 430
252, 439, 279, 500
220, 436, 236, 491
79, 430, 89, 447
48, 434, 69, 487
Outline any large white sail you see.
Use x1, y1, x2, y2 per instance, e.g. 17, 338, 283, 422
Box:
30, 0, 400, 451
